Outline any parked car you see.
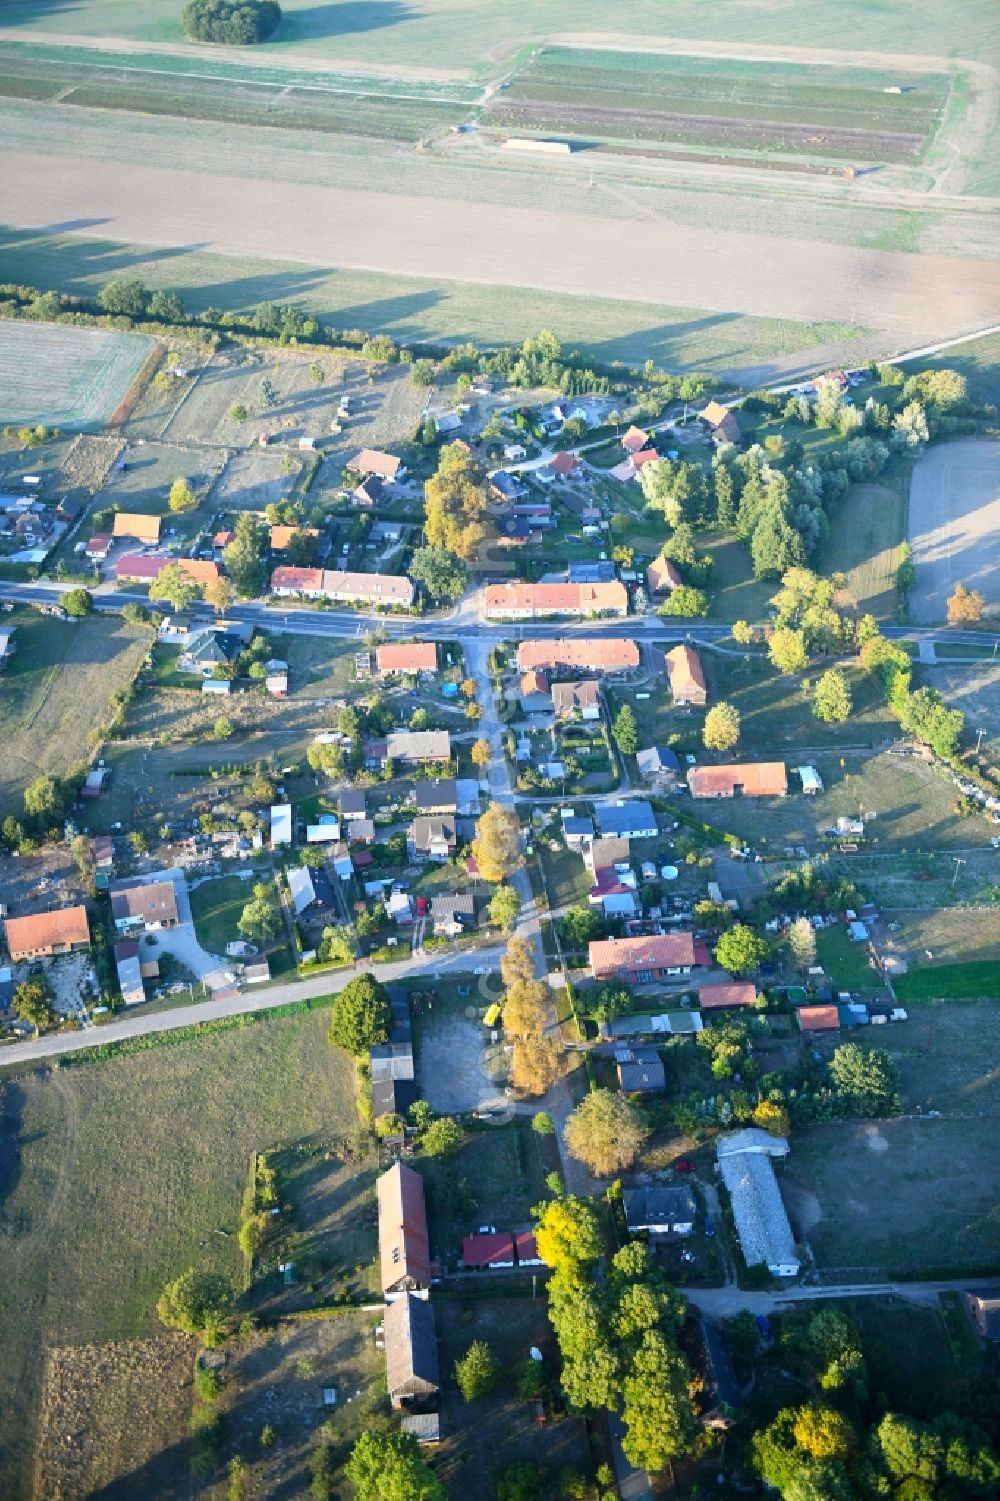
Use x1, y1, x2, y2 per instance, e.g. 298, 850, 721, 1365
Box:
674, 1159, 696, 1174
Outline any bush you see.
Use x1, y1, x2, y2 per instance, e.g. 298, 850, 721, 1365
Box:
182, 0, 282, 45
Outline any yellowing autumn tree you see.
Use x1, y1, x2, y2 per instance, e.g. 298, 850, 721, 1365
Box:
471, 804, 523, 883
510, 1035, 562, 1097
423, 442, 489, 559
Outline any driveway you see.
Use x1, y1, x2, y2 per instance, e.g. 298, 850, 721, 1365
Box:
417, 1006, 509, 1115
116, 867, 231, 988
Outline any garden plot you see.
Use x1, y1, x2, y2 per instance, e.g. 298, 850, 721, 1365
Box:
0, 320, 152, 427
162, 348, 350, 448
211, 446, 298, 512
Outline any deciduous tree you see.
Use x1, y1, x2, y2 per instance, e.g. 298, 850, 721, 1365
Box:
947, 583, 985, 625
168, 477, 198, 513
328, 974, 390, 1056
157, 1268, 233, 1341
488, 883, 522, 933
812, 668, 852, 724
510, 1035, 561, 1097
787, 915, 817, 968
470, 804, 523, 883
703, 700, 740, 752
612, 703, 639, 755
409, 545, 468, 602
769, 627, 809, 675
714, 924, 769, 975
238, 881, 279, 944
149, 563, 203, 613
63, 588, 92, 617
454, 1340, 500, 1400
564, 1088, 649, 1176
345, 1428, 445, 1501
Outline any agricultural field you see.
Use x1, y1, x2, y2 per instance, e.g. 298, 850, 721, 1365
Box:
901, 330, 1000, 409
925, 659, 1000, 775
908, 439, 1000, 624
0, 1006, 356, 1500
783, 1000, 1000, 1274
487, 50, 949, 169
0, 607, 152, 818
0, 319, 152, 427
0, 40, 475, 140
33, 1334, 196, 1501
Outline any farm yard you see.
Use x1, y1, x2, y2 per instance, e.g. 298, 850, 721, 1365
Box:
907, 440, 1000, 624
0, 319, 152, 427
93, 436, 222, 527
0, 607, 151, 818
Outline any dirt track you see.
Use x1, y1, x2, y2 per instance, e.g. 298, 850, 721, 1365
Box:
908, 440, 1000, 623
5, 149, 1000, 341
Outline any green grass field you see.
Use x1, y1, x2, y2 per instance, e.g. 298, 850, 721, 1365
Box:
0, 1008, 356, 1500
188, 873, 296, 977
900, 331, 1000, 409
0, 319, 151, 426
0, 607, 151, 818
894, 960, 1000, 1001
815, 923, 881, 992
819, 475, 909, 620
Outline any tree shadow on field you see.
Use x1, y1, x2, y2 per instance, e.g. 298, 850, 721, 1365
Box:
90, 1436, 194, 1501
584, 310, 746, 370
0, 226, 210, 292
279, 0, 420, 45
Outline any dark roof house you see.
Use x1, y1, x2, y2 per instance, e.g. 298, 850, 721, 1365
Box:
384, 1292, 440, 1408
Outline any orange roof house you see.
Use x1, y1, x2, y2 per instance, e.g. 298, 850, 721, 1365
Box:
699, 982, 759, 1010
377, 1162, 432, 1296
631, 448, 660, 470
547, 451, 582, 479
113, 512, 161, 543
621, 425, 649, 454
377, 643, 438, 676
520, 669, 550, 698
484, 581, 628, 619
517, 638, 640, 674
270, 566, 325, 595
589, 932, 711, 981
797, 1005, 840, 1032
114, 555, 220, 586
687, 763, 788, 799
664, 644, 707, 706
647, 556, 681, 595
700, 400, 730, 428
349, 449, 402, 482
270, 525, 320, 551
5, 905, 91, 961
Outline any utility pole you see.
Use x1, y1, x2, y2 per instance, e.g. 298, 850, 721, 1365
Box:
951, 856, 966, 886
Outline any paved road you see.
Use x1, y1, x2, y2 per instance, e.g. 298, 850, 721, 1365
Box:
686, 1275, 1000, 1323
0, 942, 508, 1067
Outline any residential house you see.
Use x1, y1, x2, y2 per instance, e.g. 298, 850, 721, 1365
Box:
636, 746, 680, 781
408, 817, 457, 861
431, 893, 476, 937
687, 763, 788, 799
93, 835, 115, 869
349, 449, 404, 484
616, 1047, 666, 1094
5, 905, 91, 961
401, 1413, 441, 1446
178, 628, 243, 676
114, 940, 146, 1006
110, 880, 179, 934
157, 614, 196, 644
665, 644, 707, 707
57, 496, 82, 523
568, 561, 616, 584
385, 730, 451, 765
386, 890, 414, 927
270, 525, 320, 553
371, 1041, 417, 1120
270, 804, 293, 847
603, 1011, 704, 1039
489, 471, 526, 504
541, 451, 582, 483
270, 567, 414, 609
384, 1293, 440, 1408
597, 801, 657, 840
797, 765, 823, 795
112, 512, 161, 544
716, 1129, 800, 1278
462, 1232, 516, 1269
589, 932, 711, 982
287, 866, 331, 916
413, 779, 457, 815
485, 581, 628, 619
352, 474, 386, 509
623, 1185, 698, 1236
85, 533, 113, 561
265, 660, 289, 697
503, 443, 527, 462
621, 425, 650, 454
590, 868, 638, 918
551, 680, 601, 720
699, 400, 730, 429
797, 1005, 840, 1032
966, 1291, 1000, 1343
306, 820, 341, 845
377, 1162, 432, 1297
712, 411, 742, 448
699, 982, 759, 1010
517, 638, 640, 676
586, 835, 631, 872
377, 643, 438, 678
519, 670, 552, 713
349, 818, 376, 846
515, 1231, 542, 1266
213, 529, 235, 551
339, 789, 368, 822
646, 556, 682, 595
561, 808, 594, 848
115, 555, 221, 587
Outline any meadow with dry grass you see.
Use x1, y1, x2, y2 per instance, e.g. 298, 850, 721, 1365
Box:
0, 1008, 356, 1500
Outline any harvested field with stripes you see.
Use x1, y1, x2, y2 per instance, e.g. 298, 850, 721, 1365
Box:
0, 319, 152, 427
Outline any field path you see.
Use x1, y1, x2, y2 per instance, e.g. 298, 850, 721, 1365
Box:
5, 150, 1000, 342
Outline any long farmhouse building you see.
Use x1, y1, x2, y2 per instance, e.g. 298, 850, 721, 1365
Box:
517, 638, 640, 675
271, 566, 414, 609
485, 580, 628, 619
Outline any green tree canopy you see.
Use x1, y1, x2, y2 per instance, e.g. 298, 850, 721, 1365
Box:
829, 1042, 900, 1117
408, 544, 469, 602
157, 1268, 233, 1339
237, 881, 279, 944
328, 974, 391, 1056
612, 703, 639, 755
182, 0, 282, 45
812, 668, 852, 724
488, 883, 522, 933
454, 1339, 500, 1401
564, 1088, 649, 1176
345, 1428, 445, 1501
149, 563, 202, 613
714, 924, 769, 976
62, 588, 93, 617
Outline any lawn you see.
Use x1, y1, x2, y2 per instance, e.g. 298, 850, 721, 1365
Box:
0, 607, 152, 818
701, 533, 774, 623
189, 873, 296, 977
815, 923, 883, 993
819, 473, 909, 620
0, 1007, 357, 1499
704, 654, 897, 752
0, 319, 152, 427
537, 840, 592, 914
894, 961, 1000, 1001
